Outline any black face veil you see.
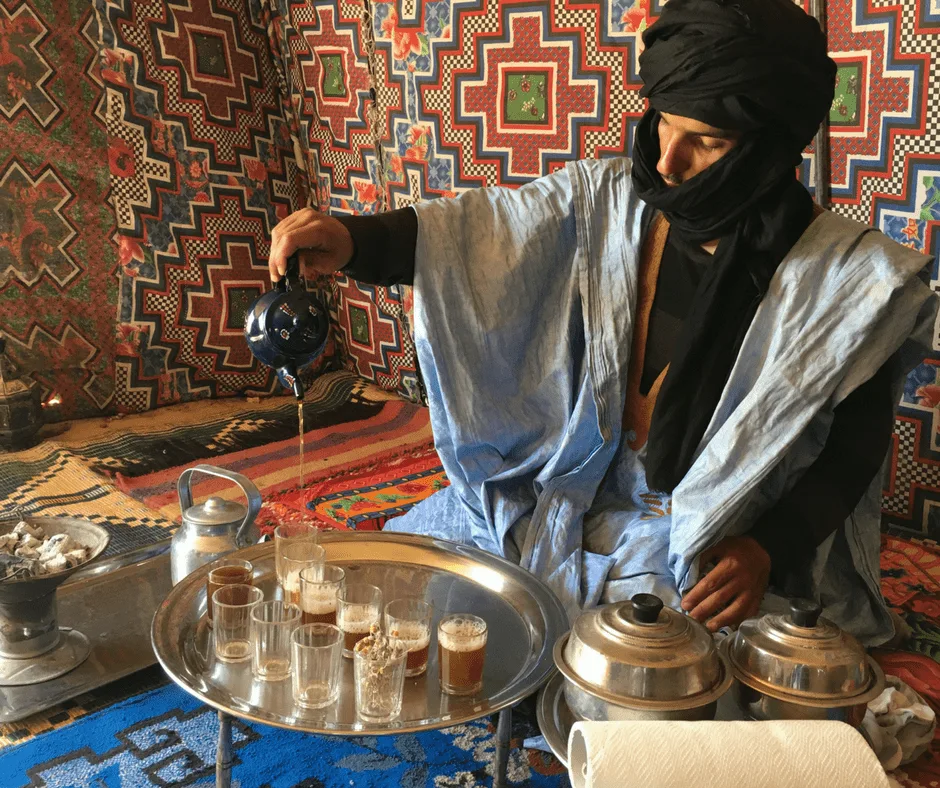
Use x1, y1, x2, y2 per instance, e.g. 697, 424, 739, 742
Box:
632, 0, 836, 493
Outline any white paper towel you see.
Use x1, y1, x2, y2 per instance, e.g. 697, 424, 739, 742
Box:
568, 721, 889, 788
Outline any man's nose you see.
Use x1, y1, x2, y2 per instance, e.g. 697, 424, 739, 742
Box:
657, 138, 686, 181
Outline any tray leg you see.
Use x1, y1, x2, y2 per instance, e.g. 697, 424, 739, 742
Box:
493, 706, 512, 788
216, 710, 233, 788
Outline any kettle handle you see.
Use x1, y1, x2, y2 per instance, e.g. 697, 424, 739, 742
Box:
178, 464, 263, 547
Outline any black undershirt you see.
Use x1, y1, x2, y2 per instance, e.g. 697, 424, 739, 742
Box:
335, 208, 896, 579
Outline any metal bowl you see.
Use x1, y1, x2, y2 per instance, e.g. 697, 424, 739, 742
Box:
0, 516, 110, 658
554, 593, 732, 721
0, 516, 110, 597
722, 599, 885, 724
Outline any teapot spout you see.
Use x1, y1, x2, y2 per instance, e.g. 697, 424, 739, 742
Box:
280, 363, 304, 401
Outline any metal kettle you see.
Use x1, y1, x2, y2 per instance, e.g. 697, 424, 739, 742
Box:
243, 253, 329, 400
170, 465, 263, 584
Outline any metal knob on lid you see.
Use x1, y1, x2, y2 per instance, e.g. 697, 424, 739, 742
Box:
555, 593, 731, 712
183, 496, 247, 527
725, 597, 881, 702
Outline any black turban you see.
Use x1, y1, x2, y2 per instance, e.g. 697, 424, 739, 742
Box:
638, 0, 836, 150
631, 0, 837, 494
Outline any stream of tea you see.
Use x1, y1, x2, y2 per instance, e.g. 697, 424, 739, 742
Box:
298, 400, 305, 489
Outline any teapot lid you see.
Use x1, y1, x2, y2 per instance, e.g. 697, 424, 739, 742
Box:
183, 496, 246, 527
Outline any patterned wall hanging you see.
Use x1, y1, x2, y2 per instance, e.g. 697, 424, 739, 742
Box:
0, 0, 118, 421
95, 0, 310, 412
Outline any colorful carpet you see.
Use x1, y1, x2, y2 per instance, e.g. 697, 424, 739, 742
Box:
0, 681, 566, 788
0, 372, 387, 554
120, 395, 446, 533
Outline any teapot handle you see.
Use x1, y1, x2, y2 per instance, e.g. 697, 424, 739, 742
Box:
177, 464, 263, 548
275, 253, 303, 294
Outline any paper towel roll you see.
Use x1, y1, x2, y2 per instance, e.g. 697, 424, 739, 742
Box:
568, 721, 889, 788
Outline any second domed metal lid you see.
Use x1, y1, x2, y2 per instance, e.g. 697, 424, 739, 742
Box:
726, 599, 883, 703
556, 594, 731, 709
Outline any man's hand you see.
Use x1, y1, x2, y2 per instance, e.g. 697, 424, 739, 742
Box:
680, 535, 770, 631
268, 208, 354, 283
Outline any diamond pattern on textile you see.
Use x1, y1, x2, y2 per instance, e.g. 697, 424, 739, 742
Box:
330, 274, 424, 403
0, 0, 118, 421
371, 0, 639, 200
0, 2, 59, 128
95, 0, 316, 412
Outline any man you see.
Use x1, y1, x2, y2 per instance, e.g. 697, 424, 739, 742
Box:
267, 0, 935, 642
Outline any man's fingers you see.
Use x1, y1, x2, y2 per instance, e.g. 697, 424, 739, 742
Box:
269, 222, 328, 282
681, 556, 736, 611
705, 594, 752, 632
688, 580, 740, 623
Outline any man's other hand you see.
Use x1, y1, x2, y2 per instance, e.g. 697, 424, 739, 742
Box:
680, 535, 770, 631
269, 208, 354, 283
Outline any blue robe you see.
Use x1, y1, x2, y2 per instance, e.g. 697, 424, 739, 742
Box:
387, 157, 937, 645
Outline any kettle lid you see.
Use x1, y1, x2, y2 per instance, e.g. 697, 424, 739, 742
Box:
183, 496, 247, 526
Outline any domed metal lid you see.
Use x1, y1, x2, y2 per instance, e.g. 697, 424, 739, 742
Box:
725, 599, 883, 704
183, 496, 246, 527
555, 594, 731, 710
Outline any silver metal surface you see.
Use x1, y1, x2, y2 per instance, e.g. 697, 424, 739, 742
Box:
217, 711, 233, 788
493, 706, 512, 788
0, 629, 90, 686
0, 551, 171, 723
0, 517, 110, 659
537, 659, 748, 768
537, 672, 575, 768
559, 595, 727, 708
172, 465, 262, 585
554, 625, 733, 720
720, 638, 885, 718
726, 609, 882, 701
153, 531, 568, 735
67, 539, 171, 583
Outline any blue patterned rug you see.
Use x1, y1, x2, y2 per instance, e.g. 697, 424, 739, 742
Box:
0, 682, 570, 787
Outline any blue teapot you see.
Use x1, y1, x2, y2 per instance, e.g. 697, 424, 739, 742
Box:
244, 254, 329, 400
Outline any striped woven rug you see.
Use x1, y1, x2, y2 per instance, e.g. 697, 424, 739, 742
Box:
0, 371, 391, 553
120, 395, 446, 532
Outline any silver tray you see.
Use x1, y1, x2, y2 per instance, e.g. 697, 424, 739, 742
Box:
152, 531, 567, 735
537, 671, 574, 768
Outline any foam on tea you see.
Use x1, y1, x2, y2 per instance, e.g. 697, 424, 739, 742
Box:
438, 615, 487, 695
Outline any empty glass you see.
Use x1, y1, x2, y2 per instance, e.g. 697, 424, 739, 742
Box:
206, 559, 253, 625
251, 600, 301, 681
300, 564, 345, 625
384, 598, 432, 677
337, 584, 382, 658
274, 522, 319, 589
213, 584, 263, 663
280, 541, 325, 607
292, 623, 343, 709
353, 633, 407, 723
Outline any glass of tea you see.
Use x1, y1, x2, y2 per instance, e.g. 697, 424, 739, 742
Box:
292, 623, 343, 710
250, 600, 302, 681
206, 559, 253, 626
384, 597, 432, 677
212, 584, 263, 663
299, 564, 345, 625
337, 583, 382, 658
438, 614, 487, 696
280, 541, 325, 606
